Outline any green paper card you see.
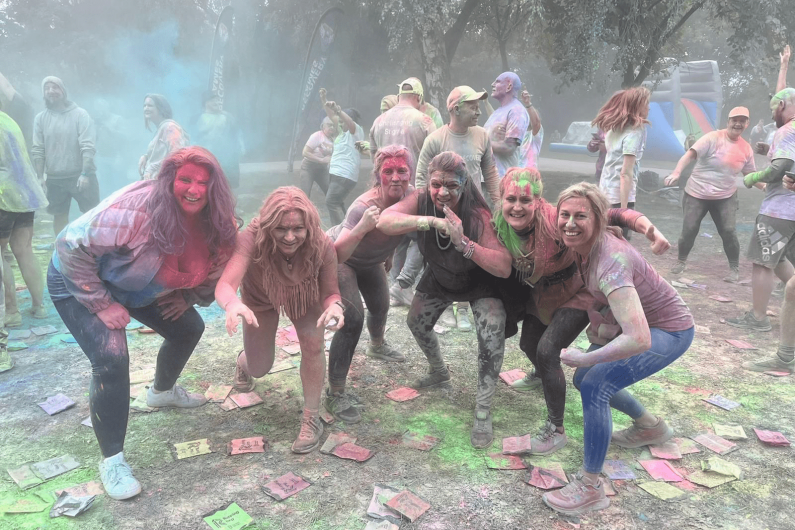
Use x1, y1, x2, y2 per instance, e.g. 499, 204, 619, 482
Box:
203, 502, 252, 530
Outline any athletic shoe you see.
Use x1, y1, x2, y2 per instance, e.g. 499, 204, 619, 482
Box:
0, 348, 13, 373
725, 311, 772, 332
146, 385, 207, 408
773, 281, 785, 297
367, 341, 405, 362
510, 373, 542, 392
542, 471, 609, 515
457, 307, 472, 331
611, 416, 673, 448
470, 408, 493, 448
389, 284, 414, 307
99, 452, 142, 500
4, 312, 22, 328
723, 267, 740, 283
438, 306, 457, 328
670, 261, 686, 275
30, 305, 48, 319
742, 355, 794, 374
412, 366, 452, 389
529, 420, 568, 455
291, 413, 323, 453
234, 351, 255, 392
324, 389, 361, 423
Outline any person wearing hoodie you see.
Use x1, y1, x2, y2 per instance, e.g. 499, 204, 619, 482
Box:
31, 76, 98, 237
139, 94, 190, 181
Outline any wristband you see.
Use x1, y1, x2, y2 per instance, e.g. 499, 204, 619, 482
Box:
456, 235, 471, 253
463, 241, 476, 259
417, 217, 430, 231
334, 300, 345, 310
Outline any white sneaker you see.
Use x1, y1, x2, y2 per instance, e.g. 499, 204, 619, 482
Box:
99, 452, 142, 500
438, 306, 457, 328
457, 307, 472, 332
146, 385, 207, 408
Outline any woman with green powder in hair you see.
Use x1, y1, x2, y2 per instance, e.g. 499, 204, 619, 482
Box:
494, 167, 670, 455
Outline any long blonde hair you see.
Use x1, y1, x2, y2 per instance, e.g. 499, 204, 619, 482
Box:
556, 182, 610, 245
592, 87, 651, 133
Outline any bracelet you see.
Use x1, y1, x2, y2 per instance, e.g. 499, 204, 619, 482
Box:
333, 300, 345, 310
456, 235, 471, 253
417, 217, 430, 231
463, 241, 476, 259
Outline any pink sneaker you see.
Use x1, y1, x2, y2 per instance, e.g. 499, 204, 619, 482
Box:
543, 471, 609, 515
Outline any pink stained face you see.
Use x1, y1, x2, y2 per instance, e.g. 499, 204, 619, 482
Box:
429, 170, 464, 212
379, 157, 411, 199
173, 163, 210, 216
557, 197, 596, 250
501, 181, 534, 231
273, 210, 307, 258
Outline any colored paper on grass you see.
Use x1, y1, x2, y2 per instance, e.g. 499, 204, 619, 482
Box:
365, 521, 399, 530
402, 431, 440, 451
485, 453, 526, 470
228, 437, 267, 455
502, 434, 533, 456
262, 472, 310, 501
30, 325, 58, 336
7, 464, 44, 489
649, 441, 682, 460
753, 428, 791, 446
331, 442, 374, 462
54, 481, 104, 498
678, 277, 695, 285
269, 359, 296, 373
49, 492, 95, 518
638, 481, 688, 501
202, 502, 252, 530
638, 460, 684, 482
0, 494, 51, 514
61, 335, 77, 343
205, 384, 232, 403
686, 470, 736, 488
130, 392, 156, 413
713, 423, 747, 440
8, 329, 31, 340
282, 326, 299, 342
671, 281, 688, 288
692, 433, 737, 455
602, 478, 617, 496
366, 484, 402, 524
764, 370, 792, 377
174, 439, 212, 459
690, 283, 707, 290
129, 383, 148, 399
320, 410, 335, 424
31, 455, 80, 480
702, 457, 743, 479
281, 344, 301, 356
385, 490, 431, 522
433, 324, 447, 334
709, 295, 732, 303
603, 460, 636, 480
38, 394, 75, 415
704, 395, 741, 411
129, 368, 155, 384
499, 369, 526, 386
725, 339, 756, 350
673, 437, 701, 455
695, 325, 711, 334
9, 341, 28, 351
80, 417, 92, 428
229, 392, 263, 409
138, 327, 157, 334
320, 432, 357, 454
525, 463, 568, 490
218, 397, 238, 411
385, 387, 419, 402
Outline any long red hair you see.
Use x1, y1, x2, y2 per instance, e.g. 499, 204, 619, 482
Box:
592, 87, 651, 133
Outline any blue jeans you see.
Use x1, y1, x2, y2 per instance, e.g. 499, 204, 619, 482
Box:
573, 326, 694, 474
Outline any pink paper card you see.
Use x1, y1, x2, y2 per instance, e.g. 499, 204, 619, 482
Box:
649, 441, 682, 460
38, 394, 76, 415
764, 371, 791, 377
229, 392, 263, 408
205, 384, 233, 403
692, 433, 737, 455
485, 454, 526, 470
385, 387, 419, 402
725, 339, 757, 350
262, 472, 310, 501
525, 463, 568, 490
218, 397, 238, 411
331, 442, 374, 462
602, 478, 617, 496
753, 428, 791, 446
402, 432, 440, 451
499, 369, 526, 386
281, 344, 301, 356
502, 434, 533, 456
385, 490, 431, 522
603, 460, 636, 480
639, 460, 684, 482
709, 295, 732, 303
320, 410, 335, 424
703, 394, 741, 411
320, 432, 357, 454
228, 437, 267, 455
54, 481, 104, 497
673, 437, 701, 455
366, 484, 402, 523
282, 326, 299, 342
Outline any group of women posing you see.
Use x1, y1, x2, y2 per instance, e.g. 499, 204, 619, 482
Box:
52, 86, 693, 517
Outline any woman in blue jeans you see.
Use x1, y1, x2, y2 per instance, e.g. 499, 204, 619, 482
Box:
543, 182, 694, 516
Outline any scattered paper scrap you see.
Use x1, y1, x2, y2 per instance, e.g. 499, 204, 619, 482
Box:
174, 439, 212, 459
602, 478, 617, 496
433, 324, 447, 334
702, 457, 743, 480
320, 432, 357, 454
603, 460, 636, 480
202, 502, 252, 530
385, 387, 419, 402
678, 277, 695, 285
129, 368, 155, 384
402, 431, 440, 451
502, 434, 533, 456
690, 283, 707, 290
228, 437, 267, 455
385, 490, 431, 523
649, 441, 682, 460
320, 410, 335, 424
49, 492, 95, 518
331, 442, 374, 462
695, 325, 711, 335
31, 455, 80, 480
704, 394, 741, 411
753, 428, 791, 447
138, 326, 157, 334
31, 325, 58, 336
205, 384, 233, 403
9, 341, 28, 351
525, 463, 568, 490
80, 417, 92, 428
269, 359, 296, 373
229, 392, 263, 409
709, 295, 732, 303
485, 453, 526, 470
499, 368, 526, 386
692, 433, 737, 455
365, 520, 399, 530
638, 460, 684, 482
673, 437, 701, 455
130, 392, 157, 413
218, 397, 238, 411
686, 470, 736, 488
262, 472, 310, 501
764, 370, 792, 377
366, 484, 402, 524
671, 281, 688, 288
280, 326, 298, 342
713, 424, 747, 440
725, 339, 757, 350
638, 481, 688, 501
281, 344, 301, 356
0, 494, 51, 514
8, 329, 31, 340
54, 481, 104, 498
7, 464, 45, 489
61, 335, 77, 343
129, 383, 148, 398
38, 394, 76, 415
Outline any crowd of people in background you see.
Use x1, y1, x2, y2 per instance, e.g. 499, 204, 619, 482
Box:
0, 42, 792, 518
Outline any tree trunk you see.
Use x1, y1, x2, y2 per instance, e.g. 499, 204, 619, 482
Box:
499, 39, 509, 72
416, 16, 451, 114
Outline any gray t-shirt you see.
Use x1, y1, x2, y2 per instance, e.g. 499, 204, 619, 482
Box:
759, 119, 795, 221
369, 104, 436, 178
329, 123, 364, 182
599, 126, 646, 205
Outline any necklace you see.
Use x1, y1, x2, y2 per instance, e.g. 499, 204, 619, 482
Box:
433, 204, 452, 250
281, 253, 293, 271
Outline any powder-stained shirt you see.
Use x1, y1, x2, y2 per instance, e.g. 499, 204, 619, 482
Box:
759, 119, 795, 221
304, 130, 334, 161
329, 123, 364, 182
685, 130, 755, 200
31, 102, 96, 179
599, 126, 646, 205
370, 104, 437, 178
415, 125, 499, 203
0, 111, 48, 213
421, 102, 444, 129
520, 125, 544, 170
143, 119, 189, 180
583, 232, 694, 342
483, 98, 530, 177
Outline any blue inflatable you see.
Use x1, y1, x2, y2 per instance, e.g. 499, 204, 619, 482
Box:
644, 102, 685, 161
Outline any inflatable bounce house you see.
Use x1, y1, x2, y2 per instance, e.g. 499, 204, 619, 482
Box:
550, 60, 722, 162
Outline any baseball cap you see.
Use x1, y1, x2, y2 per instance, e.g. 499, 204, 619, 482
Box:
728, 106, 749, 119
447, 86, 488, 112
398, 77, 424, 98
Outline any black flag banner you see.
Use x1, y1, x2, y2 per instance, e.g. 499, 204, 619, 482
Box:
208, 6, 235, 110
287, 6, 344, 172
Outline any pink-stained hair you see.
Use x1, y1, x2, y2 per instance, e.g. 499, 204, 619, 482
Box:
592, 87, 651, 133
497, 167, 557, 253
148, 146, 239, 260
372, 144, 414, 187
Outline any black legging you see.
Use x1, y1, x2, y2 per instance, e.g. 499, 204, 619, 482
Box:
519, 307, 590, 427
327, 262, 390, 389
677, 192, 739, 267
51, 291, 204, 457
